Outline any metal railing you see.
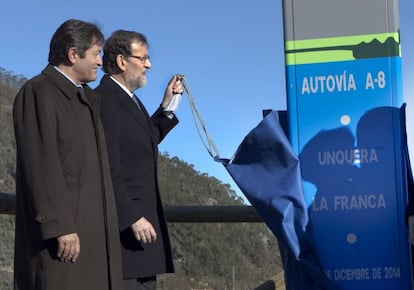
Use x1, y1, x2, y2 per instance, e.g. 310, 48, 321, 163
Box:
0, 192, 15, 215
0, 191, 263, 222
0, 191, 283, 289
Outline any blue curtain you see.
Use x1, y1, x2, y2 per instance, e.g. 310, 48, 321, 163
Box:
217, 110, 340, 290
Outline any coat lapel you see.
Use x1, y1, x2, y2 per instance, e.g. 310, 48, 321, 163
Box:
43, 65, 95, 111
119, 93, 153, 134
100, 75, 156, 143
43, 65, 79, 100
111, 82, 154, 138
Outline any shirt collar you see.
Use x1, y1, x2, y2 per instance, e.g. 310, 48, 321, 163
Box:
53, 66, 83, 89
109, 76, 134, 99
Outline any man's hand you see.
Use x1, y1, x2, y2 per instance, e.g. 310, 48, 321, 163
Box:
161, 74, 184, 110
57, 233, 80, 263
131, 217, 157, 244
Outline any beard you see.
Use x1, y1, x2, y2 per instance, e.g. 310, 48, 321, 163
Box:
127, 72, 147, 90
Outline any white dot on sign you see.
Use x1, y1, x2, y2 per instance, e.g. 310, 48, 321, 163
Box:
347, 233, 357, 244
340, 115, 351, 125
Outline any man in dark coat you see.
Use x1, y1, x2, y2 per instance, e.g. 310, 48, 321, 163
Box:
13, 19, 123, 290
95, 30, 182, 290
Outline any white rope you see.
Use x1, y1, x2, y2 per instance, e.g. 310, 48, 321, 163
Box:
181, 76, 221, 159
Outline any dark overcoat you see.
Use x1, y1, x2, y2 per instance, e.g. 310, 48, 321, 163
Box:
96, 75, 175, 279
13, 66, 123, 290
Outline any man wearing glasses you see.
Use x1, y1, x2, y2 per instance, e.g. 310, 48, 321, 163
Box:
95, 30, 183, 290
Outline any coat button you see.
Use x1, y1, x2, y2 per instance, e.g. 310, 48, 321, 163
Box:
36, 213, 47, 223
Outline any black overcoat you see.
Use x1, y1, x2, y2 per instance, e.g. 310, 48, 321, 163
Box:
96, 75, 175, 279
13, 66, 123, 290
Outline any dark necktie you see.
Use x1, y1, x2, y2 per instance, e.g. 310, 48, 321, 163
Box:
77, 87, 89, 105
132, 94, 143, 111
132, 94, 151, 125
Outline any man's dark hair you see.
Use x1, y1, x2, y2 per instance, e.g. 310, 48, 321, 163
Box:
102, 30, 148, 75
48, 19, 104, 66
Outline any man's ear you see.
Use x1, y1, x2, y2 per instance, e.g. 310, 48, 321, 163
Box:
115, 55, 128, 72
67, 47, 78, 64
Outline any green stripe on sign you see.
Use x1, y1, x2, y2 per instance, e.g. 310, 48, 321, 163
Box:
285, 33, 400, 65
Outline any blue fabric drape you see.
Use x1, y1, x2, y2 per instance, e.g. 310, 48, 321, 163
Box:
217, 110, 340, 290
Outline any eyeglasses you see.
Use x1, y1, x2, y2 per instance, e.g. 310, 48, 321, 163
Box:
129, 55, 150, 64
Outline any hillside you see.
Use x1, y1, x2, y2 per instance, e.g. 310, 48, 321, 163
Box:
0, 68, 22, 289
0, 68, 282, 290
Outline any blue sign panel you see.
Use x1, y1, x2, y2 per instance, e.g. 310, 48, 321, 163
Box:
282, 1, 412, 289
287, 55, 411, 289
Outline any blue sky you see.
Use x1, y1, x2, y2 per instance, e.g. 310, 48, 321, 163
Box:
1, 0, 413, 203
